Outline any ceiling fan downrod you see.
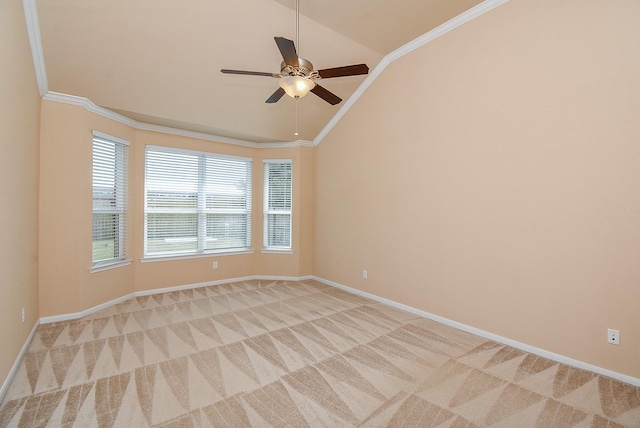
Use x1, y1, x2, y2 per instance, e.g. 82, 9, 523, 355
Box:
296, 0, 300, 56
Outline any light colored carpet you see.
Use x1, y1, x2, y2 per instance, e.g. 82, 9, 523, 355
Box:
1, 279, 639, 427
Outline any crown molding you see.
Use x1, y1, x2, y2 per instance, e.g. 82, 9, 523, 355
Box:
22, 0, 48, 96
259, 139, 315, 148
135, 120, 314, 149
22, 0, 311, 148
135, 121, 260, 148
26, 0, 507, 148
42, 92, 314, 148
387, 0, 509, 63
43, 92, 138, 127
313, 0, 509, 146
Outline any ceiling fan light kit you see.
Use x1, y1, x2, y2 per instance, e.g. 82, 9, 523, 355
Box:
279, 75, 316, 99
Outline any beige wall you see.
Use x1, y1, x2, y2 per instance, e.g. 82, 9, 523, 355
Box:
38, 101, 314, 315
39, 101, 137, 316
314, 0, 640, 378
0, 0, 41, 385
7, 0, 639, 388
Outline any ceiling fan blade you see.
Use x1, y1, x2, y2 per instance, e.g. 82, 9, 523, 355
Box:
274, 37, 299, 67
317, 64, 369, 79
266, 87, 286, 104
310, 84, 342, 105
221, 69, 279, 78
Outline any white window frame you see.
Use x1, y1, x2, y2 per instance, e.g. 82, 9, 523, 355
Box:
144, 145, 252, 259
92, 131, 130, 270
263, 159, 292, 251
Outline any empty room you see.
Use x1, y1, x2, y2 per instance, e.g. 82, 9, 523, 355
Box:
1, 0, 639, 426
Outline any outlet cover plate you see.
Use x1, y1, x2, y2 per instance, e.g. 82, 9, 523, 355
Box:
607, 328, 620, 345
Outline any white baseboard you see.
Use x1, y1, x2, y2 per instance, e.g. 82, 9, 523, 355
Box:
39, 292, 136, 324
0, 319, 40, 403
132, 276, 257, 298
3, 275, 313, 398
30, 274, 639, 392
39, 275, 313, 324
312, 276, 640, 388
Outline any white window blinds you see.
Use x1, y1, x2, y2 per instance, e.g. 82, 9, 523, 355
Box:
92, 132, 129, 267
144, 146, 252, 257
263, 160, 292, 250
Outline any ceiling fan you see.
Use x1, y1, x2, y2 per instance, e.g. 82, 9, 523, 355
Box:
220, 1, 369, 105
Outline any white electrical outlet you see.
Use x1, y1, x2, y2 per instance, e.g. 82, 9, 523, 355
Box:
607, 328, 620, 345
362, 270, 368, 279
212, 261, 218, 269
21, 307, 25, 323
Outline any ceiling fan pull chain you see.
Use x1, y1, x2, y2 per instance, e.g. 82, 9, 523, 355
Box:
295, 97, 299, 136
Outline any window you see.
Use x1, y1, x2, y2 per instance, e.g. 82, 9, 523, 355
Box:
144, 146, 252, 257
92, 131, 129, 267
263, 160, 292, 250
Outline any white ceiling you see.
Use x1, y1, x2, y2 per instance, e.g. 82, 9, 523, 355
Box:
35, 0, 482, 143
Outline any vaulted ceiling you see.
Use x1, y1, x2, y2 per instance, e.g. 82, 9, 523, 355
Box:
35, 0, 483, 143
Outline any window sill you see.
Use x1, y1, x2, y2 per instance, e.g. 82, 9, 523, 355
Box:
90, 259, 132, 273
140, 249, 254, 263
261, 248, 293, 255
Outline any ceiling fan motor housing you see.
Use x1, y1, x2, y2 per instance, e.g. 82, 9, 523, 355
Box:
280, 58, 319, 80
